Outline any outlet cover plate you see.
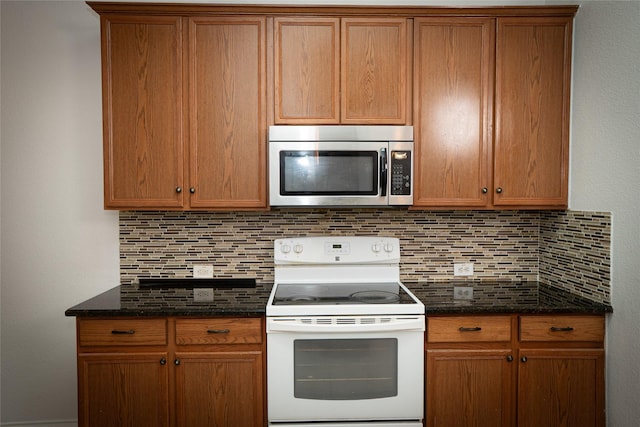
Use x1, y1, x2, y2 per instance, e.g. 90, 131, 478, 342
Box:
193, 265, 214, 278
454, 263, 474, 276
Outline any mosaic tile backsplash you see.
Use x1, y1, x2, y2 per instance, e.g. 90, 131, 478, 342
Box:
119, 209, 611, 304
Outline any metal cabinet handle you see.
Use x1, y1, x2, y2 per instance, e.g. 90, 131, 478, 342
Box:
521, 356, 528, 363
111, 329, 135, 335
550, 326, 574, 332
190, 187, 195, 194
174, 359, 181, 366
160, 358, 167, 365
496, 187, 503, 194
506, 355, 514, 362
207, 329, 231, 334
482, 187, 488, 194
176, 186, 182, 193
458, 327, 482, 332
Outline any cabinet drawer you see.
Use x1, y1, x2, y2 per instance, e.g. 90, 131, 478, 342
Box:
175, 318, 262, 345
78, 318, 167, 346
520, 315, 604, 342
427, 316, 512, 343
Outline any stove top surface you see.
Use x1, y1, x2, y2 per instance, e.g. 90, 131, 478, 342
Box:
267, 281, 424, 316
272, 282, 418, 306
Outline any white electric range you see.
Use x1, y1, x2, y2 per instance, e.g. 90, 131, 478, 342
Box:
266, 236, 425, 427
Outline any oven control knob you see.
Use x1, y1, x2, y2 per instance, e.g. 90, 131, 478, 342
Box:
281, 244, 291, 254
384, 243, 394, 253
293, 244, 303, 254
372, 243, 382, 253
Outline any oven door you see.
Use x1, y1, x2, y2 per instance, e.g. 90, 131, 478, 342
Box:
266, 316, 424, 423
268, 140, 389, 207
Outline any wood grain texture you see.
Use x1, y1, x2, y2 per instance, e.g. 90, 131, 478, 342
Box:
175, 351, 264, 427
78, 352, 170, 427
175, 317, 263, 345
274, 17, 340, 123
428, 316, 512, 343
341, 18, 408, 123
413, 18, 494, 207
188, 17, 267, 209
517, 348, 605, 427
103, 15, 184, 209
79, 318, 168, 346
426, 349, 515, 427
494, 17, 572, 207
520, 315, 605, 342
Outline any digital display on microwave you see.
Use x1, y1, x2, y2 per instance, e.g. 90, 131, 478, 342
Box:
280, 151, 378, 195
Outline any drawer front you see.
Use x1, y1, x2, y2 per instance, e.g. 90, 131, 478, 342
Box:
427, 316, 512, 343
175, 318, 262, 345
520, 315, 605, 342
78, 318, 167, 346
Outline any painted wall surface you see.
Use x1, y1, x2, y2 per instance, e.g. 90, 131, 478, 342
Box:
0, 1, 638, 426
569, 2, 640, 426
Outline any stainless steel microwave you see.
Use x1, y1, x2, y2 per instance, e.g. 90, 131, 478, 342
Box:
268, 125, 413, 207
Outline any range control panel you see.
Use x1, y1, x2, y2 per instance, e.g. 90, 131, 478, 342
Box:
274, 236, 400, 264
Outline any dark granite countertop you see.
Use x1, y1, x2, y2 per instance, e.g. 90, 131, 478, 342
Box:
65, 280, 612, 318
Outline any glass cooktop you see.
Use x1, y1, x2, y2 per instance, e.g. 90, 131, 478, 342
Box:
271, 282, 419, 306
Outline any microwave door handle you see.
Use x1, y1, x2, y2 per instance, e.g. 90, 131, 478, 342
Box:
380, 148, 388, 196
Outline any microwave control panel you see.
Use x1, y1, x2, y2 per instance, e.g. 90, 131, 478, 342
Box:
390, 151, 412, 196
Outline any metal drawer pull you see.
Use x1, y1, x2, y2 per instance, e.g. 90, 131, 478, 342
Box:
458, 326, 482, 332
207, 329, 231, 334
550, 326, 574, 332
111, 329, 135, 335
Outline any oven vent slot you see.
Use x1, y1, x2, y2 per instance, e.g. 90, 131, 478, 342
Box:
337, 318, 357, 325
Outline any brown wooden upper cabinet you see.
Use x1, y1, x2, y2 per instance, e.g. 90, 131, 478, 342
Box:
413, 17, 494, 208
413, 15, 573, 209
274, 17, 411, 124
99, 12, 267, 210
494, 17, 572, 208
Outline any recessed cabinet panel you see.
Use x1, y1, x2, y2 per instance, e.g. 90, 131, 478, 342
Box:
188, 17, 267, 209
494, 17, 572, 207
342, 18, 409, 124
274, 18, 340, 123
413, 18, 494, 207
103, 15, 184, 209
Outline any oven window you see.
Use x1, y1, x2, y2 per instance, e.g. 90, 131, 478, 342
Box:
280, 151, 378, 195
293, 338, 398, 400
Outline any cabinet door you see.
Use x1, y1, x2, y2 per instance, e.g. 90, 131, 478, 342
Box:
78, 353, 170, 427
101, 15, 184, 209
188, 17, 267, 209
342, 18, 410, 124
274, 17, 340, 124
518, 348, 605, 427
175, 351, 264, 427
494, 17, 572, 207
426, 349, 515, 427
413, 18, 494, 207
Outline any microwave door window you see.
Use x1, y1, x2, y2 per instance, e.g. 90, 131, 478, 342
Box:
281, 151, 378, 195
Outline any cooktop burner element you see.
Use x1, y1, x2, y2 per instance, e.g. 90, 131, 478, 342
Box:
267, 236, 424, 316
351, 290, 401, 303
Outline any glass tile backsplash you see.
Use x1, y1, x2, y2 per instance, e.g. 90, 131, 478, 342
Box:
119, 209, 611, 304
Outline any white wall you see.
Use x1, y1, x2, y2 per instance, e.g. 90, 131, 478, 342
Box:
0, 1, 120, 425
569, 2, 640, 426
1, 0, 638, 426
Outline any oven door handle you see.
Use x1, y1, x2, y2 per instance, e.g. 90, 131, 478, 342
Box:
267, 317, 425, 333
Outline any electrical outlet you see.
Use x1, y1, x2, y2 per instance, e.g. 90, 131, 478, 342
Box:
454, 262, 474, 276
194, 288, 214, 302
453, 286, 474, 300
193, 265, 214, 278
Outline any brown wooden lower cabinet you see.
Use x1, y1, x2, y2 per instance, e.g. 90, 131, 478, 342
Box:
425, 314, 605, 427
75, 317, 265, 427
